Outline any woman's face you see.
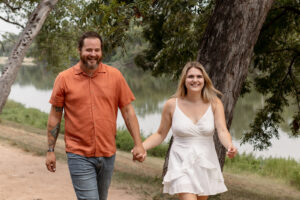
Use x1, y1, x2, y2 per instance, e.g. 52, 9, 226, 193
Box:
185, 67, 205, 94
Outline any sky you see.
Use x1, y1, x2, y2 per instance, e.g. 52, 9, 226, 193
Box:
0, 20, 21, 40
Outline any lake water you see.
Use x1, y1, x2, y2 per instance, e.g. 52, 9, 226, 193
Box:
6, 64, 300, 161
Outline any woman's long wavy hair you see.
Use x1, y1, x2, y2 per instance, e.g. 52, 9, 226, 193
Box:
173, 61, 222, 103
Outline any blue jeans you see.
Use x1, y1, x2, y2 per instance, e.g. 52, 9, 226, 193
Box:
67, 153, 116, 200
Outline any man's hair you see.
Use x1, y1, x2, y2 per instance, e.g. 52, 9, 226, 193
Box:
78, 31, 103, 51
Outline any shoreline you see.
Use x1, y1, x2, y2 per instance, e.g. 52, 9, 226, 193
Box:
0, 56, 36, 66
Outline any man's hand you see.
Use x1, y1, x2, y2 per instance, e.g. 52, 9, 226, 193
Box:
45, 152, 56, 172
132, 145, 146, 162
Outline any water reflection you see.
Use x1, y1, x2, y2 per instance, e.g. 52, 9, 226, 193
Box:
117, 64, 176, 116
231, 90, 296, 139
15, 65, 56, 90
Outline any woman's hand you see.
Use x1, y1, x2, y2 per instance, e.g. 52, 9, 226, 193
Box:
226, 144, 237, 158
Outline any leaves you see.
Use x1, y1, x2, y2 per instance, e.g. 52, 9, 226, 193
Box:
243, 0, 300, 148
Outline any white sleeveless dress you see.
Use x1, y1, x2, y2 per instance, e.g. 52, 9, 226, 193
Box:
163, 99, 227, 195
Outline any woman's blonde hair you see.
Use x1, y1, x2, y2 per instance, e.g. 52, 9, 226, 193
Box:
173, 61, 222, 103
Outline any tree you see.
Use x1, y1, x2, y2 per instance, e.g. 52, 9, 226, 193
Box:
242, 0, 300, 148
195, 0, 274, 170
0, 0, 59, 113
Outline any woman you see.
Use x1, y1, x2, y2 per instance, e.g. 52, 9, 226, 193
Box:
142, 61, 237, 200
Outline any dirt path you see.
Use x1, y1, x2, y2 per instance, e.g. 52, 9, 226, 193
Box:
0, 128, 138, 200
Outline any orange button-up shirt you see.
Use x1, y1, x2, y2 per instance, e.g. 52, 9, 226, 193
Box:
49, 62, 135, 157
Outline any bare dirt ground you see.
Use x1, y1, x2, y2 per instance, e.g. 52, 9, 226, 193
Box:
0, 142, 138, 200
0, 124, 139, 200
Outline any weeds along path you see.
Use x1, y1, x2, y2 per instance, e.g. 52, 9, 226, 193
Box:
0, 124, 139, 200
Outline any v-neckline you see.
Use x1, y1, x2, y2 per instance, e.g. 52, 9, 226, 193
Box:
176, 101, 211, 125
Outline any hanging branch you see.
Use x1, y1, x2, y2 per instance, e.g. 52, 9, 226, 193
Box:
1, 0, 22, 12
288, 55, 300, 111
0, 15, 25, 28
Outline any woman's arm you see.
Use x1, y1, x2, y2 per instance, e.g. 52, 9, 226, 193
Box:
143, 99, 174, 150
213, 97, 237, 158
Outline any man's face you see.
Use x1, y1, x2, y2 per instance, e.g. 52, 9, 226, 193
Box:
79, 38, 102, 70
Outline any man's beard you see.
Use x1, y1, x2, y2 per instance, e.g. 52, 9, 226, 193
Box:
80, 55, 102, 70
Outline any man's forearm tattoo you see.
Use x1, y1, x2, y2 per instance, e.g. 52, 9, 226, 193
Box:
50, 123, 60, 139
55, 106, 63, 112
49, 123, 60, 148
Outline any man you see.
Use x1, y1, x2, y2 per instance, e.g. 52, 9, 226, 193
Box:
45, 31, 146, 200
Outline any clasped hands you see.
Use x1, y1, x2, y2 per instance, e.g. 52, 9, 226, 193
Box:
131, 145, 147, 162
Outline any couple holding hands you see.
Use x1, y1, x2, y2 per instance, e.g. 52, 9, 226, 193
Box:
46, 31, 237, 200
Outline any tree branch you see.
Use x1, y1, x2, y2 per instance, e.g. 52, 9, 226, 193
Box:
282, 55, 296, 83
0, 15, 24, 28
1, 1, 22, 12
288, 56, 300, 111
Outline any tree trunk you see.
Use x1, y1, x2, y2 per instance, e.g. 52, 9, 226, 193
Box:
0, 0, 59, 113
163, 0, 274, 176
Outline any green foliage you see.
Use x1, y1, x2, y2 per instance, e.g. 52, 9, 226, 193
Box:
135, 0, 215, 77
116, 129, 135, 152
0, 33, 18, 56
242, 0, 300, 149
31, 0, 85, 73
225, 153, 300, 189
0, 100, 65, 133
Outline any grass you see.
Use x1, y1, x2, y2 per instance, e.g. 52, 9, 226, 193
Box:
224, 153, 300, 189
1, 100, 64, 133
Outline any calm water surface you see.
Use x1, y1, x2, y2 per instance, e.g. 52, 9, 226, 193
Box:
7, 65, 300, 161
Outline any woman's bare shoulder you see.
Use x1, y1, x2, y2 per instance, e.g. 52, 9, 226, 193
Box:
165, 98, 176, 107
163, 98, 176, 112
211, 96, 223, 111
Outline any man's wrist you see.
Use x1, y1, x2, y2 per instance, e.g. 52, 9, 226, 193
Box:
47, 147, 54, 152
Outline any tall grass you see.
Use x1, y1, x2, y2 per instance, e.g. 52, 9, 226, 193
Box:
225, 153, 300, 189
0, 100, 65, 133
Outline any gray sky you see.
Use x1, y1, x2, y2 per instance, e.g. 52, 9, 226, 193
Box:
0, 20, 20, 39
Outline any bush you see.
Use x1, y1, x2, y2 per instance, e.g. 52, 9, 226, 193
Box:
116, 129, 135, 152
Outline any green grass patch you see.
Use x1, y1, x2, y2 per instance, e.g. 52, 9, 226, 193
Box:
1, 100, 65, 133
225, 153, 300, 189
116, 128, 169, 158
